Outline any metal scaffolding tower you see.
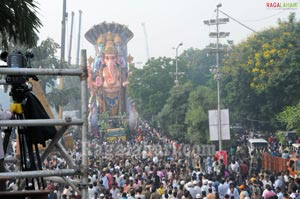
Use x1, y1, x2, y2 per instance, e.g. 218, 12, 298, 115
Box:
0, 50, 89, 198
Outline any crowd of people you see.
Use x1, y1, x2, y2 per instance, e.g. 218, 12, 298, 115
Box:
41, 124, 300, 199
2, 104, 300, 199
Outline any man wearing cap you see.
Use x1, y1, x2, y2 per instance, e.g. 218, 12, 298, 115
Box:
193, 181, 202, 198
186, 182, 196, 198
251, 181, 261, 199
208, 181, 216, 194
201, 180, 209, 195
239, 185, 250, 199
99, 193, 105, 199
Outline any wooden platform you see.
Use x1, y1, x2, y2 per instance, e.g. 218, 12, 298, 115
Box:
0, 190, 50, 199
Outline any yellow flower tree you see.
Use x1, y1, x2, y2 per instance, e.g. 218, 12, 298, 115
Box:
222, 13, 300, 131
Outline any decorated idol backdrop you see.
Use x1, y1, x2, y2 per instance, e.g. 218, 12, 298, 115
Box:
85, 22, 134, 134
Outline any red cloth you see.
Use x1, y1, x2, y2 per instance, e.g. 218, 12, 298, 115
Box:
106, 173, 113, 189
240, 163, 249, 176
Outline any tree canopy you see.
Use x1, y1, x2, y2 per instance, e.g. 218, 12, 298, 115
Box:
222, 13, 300, 131
0, 0, 42, 48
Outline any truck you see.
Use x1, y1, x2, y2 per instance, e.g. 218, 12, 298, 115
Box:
261, 144, 300, 177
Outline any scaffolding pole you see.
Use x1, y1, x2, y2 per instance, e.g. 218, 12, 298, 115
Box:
0, 169, 78, 179
56, 142, 76, 168
44, 176, 82, 196
40, 126, 69, 162
0, 119, 83, 126
79, 49, 89, 199
0, 68, 82, 76
0, 50, 88, 195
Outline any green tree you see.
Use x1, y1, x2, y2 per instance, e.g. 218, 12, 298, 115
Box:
128, 57, 174, 122
276, 102, 300, 132
31, 38, 60, 93
185, 85, 216, 144
180, 47, 218, 88
159, 82, 194, 142
222, 13, 300, 131
46, 65, 81, 113
62, 65, 81, 111
128, 50, 222, 143
0, 0, 42, 48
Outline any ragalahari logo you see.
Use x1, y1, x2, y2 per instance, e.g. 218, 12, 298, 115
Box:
266, 1, 299, 9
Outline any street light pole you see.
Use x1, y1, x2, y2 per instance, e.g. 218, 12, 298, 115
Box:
216, 69, 222, 151
204, 3, 229, 151
216, 3, 222, 151
175, 42, 183, 86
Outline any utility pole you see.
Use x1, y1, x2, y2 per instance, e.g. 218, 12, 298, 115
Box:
76, 10, 82, 66
170, 42, 183, 87
59, 0, 67, 119
141, 23, 150, 60
60, 0, 66, 65
174, 42, 183, 86
68, 11, 75, 65
204, 3, 229, 151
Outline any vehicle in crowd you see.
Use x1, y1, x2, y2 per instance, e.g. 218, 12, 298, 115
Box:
105, 127, 126, 142
286, 130, 297, 143
262, 142, 300, 177
247, 138, 269, 155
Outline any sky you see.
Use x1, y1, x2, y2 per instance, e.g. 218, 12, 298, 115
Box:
31, 0, 300, 66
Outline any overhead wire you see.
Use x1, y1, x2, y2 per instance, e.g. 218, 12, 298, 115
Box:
219, 9, 258, 34
237, 10, 287, 22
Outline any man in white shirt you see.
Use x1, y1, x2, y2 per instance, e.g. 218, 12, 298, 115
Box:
276, 187, 283, 199
101, 171, 109, 190
229, 159, 239, 173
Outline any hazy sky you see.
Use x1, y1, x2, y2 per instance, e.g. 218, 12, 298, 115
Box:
38, 0, 299, 66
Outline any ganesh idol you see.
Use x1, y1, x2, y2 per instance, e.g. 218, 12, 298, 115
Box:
97, 33, 128, 116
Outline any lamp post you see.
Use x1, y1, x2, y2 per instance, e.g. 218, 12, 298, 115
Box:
174, 42, 183, 86
216, 3, 222, 151
204, 3, 229, 151
210, 66, 222, 150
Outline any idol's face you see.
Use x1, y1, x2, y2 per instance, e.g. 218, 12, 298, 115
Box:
105, 54, 117, 67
